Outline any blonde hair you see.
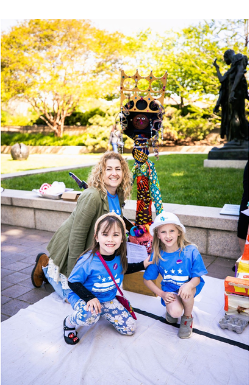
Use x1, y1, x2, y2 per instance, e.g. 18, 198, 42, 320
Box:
87, 151, 132, 200
152, 224, 193, 264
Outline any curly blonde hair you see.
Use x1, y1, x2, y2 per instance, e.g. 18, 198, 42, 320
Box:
87, 151, 132, 200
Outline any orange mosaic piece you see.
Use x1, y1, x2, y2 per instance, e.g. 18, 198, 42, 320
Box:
225, 276, 249, 297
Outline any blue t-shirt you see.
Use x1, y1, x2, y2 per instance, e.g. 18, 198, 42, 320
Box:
67, 251, 124, 308
107, 192, 121, 216
143, 245, 208, 306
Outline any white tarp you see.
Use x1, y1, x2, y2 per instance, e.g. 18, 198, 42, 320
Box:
2, 276, 249, 385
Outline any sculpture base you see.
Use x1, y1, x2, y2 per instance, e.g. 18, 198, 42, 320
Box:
204, 159, 247, 169
208, 140, 249, 160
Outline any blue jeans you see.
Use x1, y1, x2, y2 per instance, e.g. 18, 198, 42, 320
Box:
42, 266, 70, 300
112, 143, 118, 153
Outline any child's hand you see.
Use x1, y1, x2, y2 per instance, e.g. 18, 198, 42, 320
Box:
161, 291, 176, 304
178, 282, 193, 300
143, 255, 153, 269
86, 298, 102, 314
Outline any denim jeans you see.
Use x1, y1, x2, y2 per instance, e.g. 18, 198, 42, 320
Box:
42, 266, 71, 301
112, 143, 118, 153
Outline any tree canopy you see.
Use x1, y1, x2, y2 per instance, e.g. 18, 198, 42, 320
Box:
1, 19, 132, 136
130, 19, 248, 107
2, 19, 248, 136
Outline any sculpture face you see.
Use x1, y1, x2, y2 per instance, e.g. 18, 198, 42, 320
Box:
224, 50, 235, 65
132, 114, 149, 130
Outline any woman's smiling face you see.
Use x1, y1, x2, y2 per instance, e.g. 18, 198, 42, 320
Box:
103, 158, 123, 194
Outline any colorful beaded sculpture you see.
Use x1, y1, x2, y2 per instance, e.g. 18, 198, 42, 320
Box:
118, 69, 167, 252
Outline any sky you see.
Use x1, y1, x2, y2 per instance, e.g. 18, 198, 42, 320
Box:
1, 19, 209, 35
1, 0, 235, 35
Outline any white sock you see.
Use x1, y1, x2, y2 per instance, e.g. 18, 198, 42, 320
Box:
64, 316, 76, 337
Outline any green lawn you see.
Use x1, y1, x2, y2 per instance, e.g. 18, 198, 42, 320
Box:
1, 154, 243, 208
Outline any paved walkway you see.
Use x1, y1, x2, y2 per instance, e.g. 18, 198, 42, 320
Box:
1, 224, 237, 322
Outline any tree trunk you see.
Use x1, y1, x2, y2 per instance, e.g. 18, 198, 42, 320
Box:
55, 121, 64, 138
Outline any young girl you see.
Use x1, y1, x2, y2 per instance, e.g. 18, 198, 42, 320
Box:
143, 211, 207, 339
63, 212, 152, 345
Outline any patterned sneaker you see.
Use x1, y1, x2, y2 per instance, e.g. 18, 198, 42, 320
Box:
165, 311, 178, 324
178, 315, 193, 338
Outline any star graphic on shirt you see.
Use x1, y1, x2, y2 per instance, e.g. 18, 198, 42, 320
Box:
102, 278, 106, 282
164, 269, 168, 274
98, 275, 101, 280
115, 274, 118, 278
108, 277, 111, 280
171, 269, 175, 274
178, 269, 183, 274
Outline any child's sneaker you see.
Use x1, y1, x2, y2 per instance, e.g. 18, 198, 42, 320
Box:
178, 315, 193, 338
165, 311, 178, 324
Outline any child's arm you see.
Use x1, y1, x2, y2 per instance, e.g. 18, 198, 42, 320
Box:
143, 279, 176, 304
178, 277, 200, 300
125, 255, 153, 275
68, 281, 102, 314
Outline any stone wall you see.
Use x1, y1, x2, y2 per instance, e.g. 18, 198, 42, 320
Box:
1, 189, 240, 260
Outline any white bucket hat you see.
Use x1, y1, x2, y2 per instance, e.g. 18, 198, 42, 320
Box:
149, 211, 186, 236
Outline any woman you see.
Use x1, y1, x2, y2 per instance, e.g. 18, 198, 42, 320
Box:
31, 151, 132, 300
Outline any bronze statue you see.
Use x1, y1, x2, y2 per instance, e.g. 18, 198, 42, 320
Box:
213, 49, 249, 144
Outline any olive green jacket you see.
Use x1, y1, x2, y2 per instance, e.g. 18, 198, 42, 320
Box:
47, 187, 124, 277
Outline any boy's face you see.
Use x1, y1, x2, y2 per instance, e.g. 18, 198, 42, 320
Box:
157, 223, 180, 253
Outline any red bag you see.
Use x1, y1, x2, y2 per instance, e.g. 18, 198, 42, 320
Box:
96, 251, 137, 320
115, 295, 137, 320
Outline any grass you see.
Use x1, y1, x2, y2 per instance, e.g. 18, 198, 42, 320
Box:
1, 154, 243, 208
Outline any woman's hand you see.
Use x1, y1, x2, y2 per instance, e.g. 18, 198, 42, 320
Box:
86, 298, 102, 314
161, 291, 176, 304
143, 255, 153, 269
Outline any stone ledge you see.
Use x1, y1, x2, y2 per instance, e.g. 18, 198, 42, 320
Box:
123, 200, 238, 232
204, 159, 247, 169
1, 189, 240, 259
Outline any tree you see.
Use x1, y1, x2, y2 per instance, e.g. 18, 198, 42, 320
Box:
131, 20, 248, 108
1, 19, 131, 136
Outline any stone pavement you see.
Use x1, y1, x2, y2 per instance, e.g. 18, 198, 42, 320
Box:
1, 224, 237, 322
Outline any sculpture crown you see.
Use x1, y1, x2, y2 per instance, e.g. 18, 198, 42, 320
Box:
120, 69, 167, 113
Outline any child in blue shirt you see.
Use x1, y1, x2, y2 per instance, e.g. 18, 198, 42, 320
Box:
143, 211, 207, 339
63, 212, 152, 345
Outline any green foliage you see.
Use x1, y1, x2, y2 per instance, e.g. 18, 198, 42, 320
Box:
1, 109, 38, 126
131, 20, 248, 107
33, 108, 106, 126
1, 154, 243, 207
162, 105, 214, 141
1, 19, 134, 136
1, 132, 88, 146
